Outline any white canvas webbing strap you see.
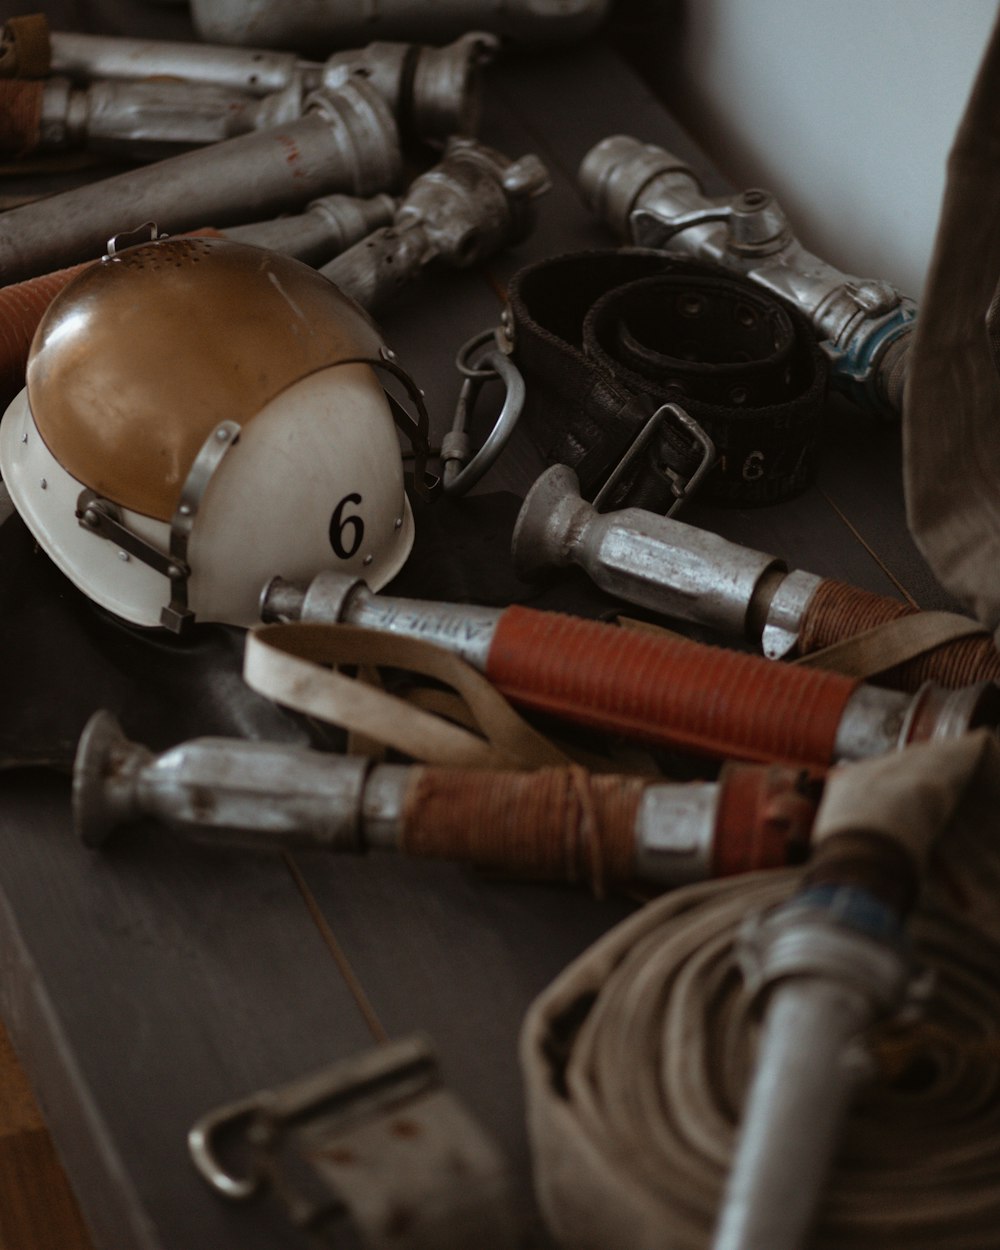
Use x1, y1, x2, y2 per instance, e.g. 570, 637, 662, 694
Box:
243, 620, 567, 770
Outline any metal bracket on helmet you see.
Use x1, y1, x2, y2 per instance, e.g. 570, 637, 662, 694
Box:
75, 419, 242, 633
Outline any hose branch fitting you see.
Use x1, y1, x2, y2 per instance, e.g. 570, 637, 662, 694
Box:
321, 137, 550, 312
579, 134, 916, 419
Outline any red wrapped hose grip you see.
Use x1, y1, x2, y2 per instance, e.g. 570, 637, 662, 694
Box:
486, 605, 859, 770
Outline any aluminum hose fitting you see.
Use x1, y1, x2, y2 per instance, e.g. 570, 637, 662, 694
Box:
0, 77, 401, 284
73, 710, 817, 891
578, 134, 916, 418
258, 572, 1000, 770
512, 462, 815, 656
17, 75, 303, 162
187, 0, 611, 50
38, 29, 497, 146
321, 137, 550, 312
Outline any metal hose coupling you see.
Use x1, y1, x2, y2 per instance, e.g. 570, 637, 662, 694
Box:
72, 709, 817, 891
259, 572, 1000, 770
578, 135, 916, 418
512, 463, 1000, 691
321, 137, 550, 312
28, 29, 497, 147
0, 76, 402, 285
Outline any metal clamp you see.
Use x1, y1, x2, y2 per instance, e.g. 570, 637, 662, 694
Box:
592, 401, 716, 516
189, 1035, 521, 1249
440, 329, 526, 495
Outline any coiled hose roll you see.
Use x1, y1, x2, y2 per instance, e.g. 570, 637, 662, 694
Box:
522, 867, 1000, 1250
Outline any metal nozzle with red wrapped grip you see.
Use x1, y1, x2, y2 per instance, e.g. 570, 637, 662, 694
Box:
511, 462, 1000, 694
73, 709, 817, 891
259, 572, 1000, 771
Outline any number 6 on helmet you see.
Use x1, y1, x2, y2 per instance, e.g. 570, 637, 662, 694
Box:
0, 235, 423, 631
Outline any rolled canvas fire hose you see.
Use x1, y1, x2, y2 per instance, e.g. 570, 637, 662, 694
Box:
521, 730, 1000, 1250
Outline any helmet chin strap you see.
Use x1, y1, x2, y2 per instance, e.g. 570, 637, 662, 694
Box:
75, 419, 242, 633
373, 347, 440, 500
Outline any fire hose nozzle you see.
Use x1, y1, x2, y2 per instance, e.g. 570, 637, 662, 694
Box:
511, 462, 807, 645
320, 137, 550, 312
73, 709, 373, 853
513, 465, 1000, 691
39, 30, 495, 148
73, 711, 817, 889
258, 571, 1000, 770
578, 134, 916, 419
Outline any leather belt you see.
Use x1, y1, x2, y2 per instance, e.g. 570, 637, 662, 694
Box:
503, 249, 830, 510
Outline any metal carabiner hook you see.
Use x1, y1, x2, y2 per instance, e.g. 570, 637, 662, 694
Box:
188, 1094, 264, 1201
441, 333, 525, 496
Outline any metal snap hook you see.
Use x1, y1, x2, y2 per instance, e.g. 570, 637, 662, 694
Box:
441, 331, 526, 495
188, 1094, 265, 1201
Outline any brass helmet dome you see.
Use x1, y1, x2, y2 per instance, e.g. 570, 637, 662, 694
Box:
1, 235, 423, 629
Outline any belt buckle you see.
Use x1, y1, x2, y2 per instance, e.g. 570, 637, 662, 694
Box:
188, 1034, 520, 1248
592, 401, 716, 517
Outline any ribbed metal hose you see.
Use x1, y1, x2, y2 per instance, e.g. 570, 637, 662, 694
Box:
799, 578, 1000, 690
522, 869, 1000, 1250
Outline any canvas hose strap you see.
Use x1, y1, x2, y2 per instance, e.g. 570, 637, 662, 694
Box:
243, 620, 568, 770
503, 248, 829, 512
521, 730, 1000, 1250
792, 608, 989, 679
904, 8, 1000, 640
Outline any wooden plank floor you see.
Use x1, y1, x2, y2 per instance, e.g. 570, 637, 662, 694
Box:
0, 10, 953, 1250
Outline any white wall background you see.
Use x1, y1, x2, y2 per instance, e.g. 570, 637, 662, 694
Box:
653, 0, 998, 300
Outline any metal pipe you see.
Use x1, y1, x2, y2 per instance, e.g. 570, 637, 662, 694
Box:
72, 709, 817, 888
223, 192, 397, 264
188, 0, 611, 50
257, 572, 1000, 769
578, 135, 916, 418
320, 137, 550, 311
48, 29, 304, 95
0, 78, 401, 285
714, 890, 913, 1250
